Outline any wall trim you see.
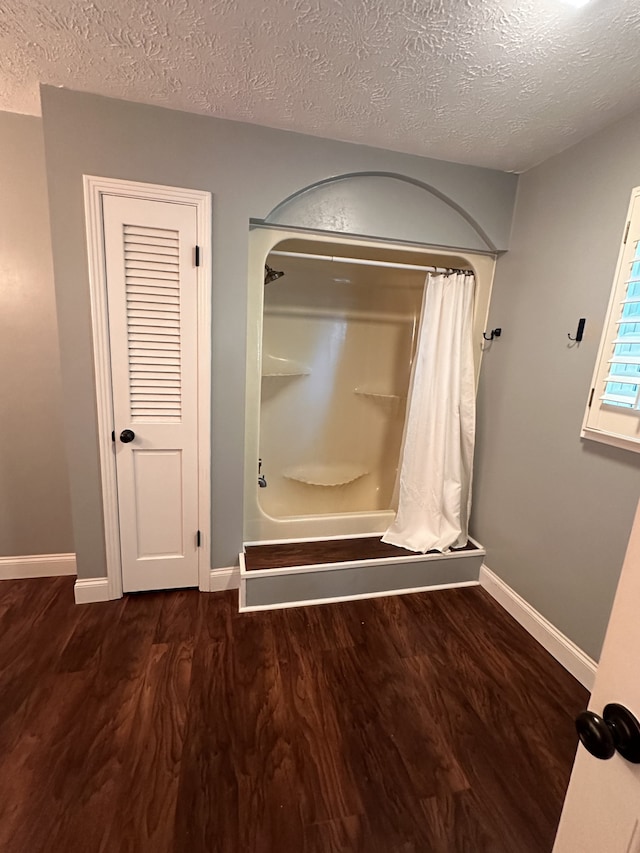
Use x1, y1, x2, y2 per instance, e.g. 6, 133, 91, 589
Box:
209, 566, 240, 592
240, 579, 480, 613
240, 540, 485, 580
243, 530, 388, 547
0, 553, 77, 580
480, 564, 597, 691
74, 568, 238, 602
74, 576, 110, 604
83, 176, 212, 598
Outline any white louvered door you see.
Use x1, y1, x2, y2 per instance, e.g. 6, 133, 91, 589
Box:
103, 195, 199, 592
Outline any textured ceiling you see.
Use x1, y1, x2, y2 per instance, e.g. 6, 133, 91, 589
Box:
2, 0, 640, 172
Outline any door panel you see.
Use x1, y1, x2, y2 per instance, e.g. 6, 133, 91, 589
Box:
553, 499, 640, 852
133, 450, 184, 558
103, 195, 199, 592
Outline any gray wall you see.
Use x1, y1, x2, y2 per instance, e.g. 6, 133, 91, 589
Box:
0, 112, 73, 556
40, 86, 517, 580
266, 173, 496, 252
473, 107, 640, 662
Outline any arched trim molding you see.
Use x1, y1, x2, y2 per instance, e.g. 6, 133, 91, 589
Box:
264, 171, 496, 253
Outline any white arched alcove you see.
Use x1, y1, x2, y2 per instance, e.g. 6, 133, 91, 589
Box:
263, 172, 495, 253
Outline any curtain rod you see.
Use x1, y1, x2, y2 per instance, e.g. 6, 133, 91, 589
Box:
269, 250, 472, 275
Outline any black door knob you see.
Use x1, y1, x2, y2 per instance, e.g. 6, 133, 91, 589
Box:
119, 429, 135, 443
576, 703, 640, 764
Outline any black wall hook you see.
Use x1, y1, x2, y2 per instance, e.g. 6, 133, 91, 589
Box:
483, 328, 502, 341
568, 318, 586, 343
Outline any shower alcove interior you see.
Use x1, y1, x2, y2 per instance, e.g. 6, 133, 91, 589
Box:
261, 243, 424, 520
241, 225, 494, 609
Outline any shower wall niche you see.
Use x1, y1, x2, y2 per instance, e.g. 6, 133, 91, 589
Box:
244, 229, 496, 543
260, 247, 423, 520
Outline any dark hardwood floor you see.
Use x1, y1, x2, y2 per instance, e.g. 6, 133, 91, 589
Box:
244, 536, 478, 570
0, 577, 588, 853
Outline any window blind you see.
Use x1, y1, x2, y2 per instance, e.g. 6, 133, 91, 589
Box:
601, 240, 640, 411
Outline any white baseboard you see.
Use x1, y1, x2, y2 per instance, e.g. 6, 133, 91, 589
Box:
0, 553, 76, 580
209, 566, 240, 592
480, 564, 597, 691
74, 568, 239, 602
74, 576, 110, 604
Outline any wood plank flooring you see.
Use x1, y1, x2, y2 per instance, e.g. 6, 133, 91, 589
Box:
0, 577, 588, 853
244, 536, 478, 570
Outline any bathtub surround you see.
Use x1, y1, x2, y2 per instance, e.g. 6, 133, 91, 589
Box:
40, 85, 516, 582
245, 229, 496, 544
383, 272, 476, 554
257, 245, 423, 523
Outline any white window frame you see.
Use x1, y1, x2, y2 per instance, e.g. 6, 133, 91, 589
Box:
582, 186, 640, 453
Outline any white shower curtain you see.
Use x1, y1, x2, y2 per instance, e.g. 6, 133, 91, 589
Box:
382, 272, 476, 553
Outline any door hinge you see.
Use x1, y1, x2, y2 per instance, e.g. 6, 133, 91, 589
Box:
624, 221, 631, 244
195, 245, 201, 267
588, 387, 595, 408
196, 530, 201, 548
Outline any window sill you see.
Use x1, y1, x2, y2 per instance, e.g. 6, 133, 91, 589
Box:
581, 427, 640, 455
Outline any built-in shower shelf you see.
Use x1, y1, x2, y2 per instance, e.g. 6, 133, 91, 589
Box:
354, 387, 405, 402
283, 463, 369, 487
262, 354, 311, 377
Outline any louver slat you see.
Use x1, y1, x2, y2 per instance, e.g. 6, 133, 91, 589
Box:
129, 345, 180, 353
125, 237, 179, 248
130, 359, 179, 369
128, 314, 180, 323
131, 366, 182, 376
129, 327, 180, 337
126, 280, 181, 290
125, 226, 178, 239
602, 245, 640, 411
126, 262, 179, 273
129, 389, 181, 396
128, 302, 180, 310
124, 224, 182, 421
127, 291, 179, 302
125, 269, 179, 281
